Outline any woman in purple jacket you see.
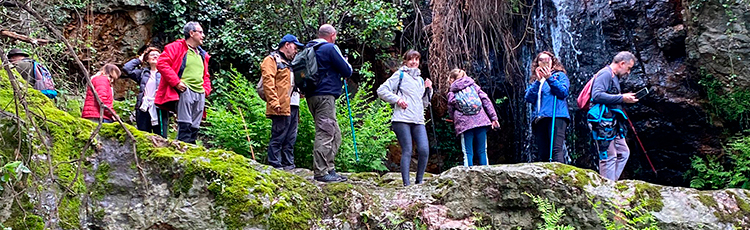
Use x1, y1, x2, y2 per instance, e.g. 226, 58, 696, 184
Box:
447, 69, 500, 166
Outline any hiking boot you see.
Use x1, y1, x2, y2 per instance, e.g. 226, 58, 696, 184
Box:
282, 165, 296, 171
314, 174, 345, 183
329, 169, 347, 180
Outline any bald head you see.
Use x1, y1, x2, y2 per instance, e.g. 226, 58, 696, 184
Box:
318, 24, 337, 43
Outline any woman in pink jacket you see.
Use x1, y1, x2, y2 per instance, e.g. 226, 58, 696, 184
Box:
82, 64, 120, 123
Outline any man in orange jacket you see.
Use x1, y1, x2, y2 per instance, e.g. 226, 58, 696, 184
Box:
155, 21, 212, 143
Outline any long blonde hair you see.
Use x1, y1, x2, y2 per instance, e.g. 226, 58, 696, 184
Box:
448, 68, 466, 84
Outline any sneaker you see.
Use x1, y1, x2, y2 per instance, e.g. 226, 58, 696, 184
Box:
329, 169, 347, 180
314, 174, 345, 183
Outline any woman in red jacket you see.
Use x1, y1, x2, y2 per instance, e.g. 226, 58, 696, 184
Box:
82, 64, 121, 123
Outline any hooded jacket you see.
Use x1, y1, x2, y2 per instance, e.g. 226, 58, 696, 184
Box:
81, 73, 115, 120
447, 77, 498, 135
524, 71, 570, 120
377, 66, 433, 124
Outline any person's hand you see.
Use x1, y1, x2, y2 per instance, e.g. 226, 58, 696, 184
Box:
622, 92, 639, 103
139, 53, 145, 62
397, 98, 408, 109
273, 104, 282, 113
176, 81, 187, 93
539, 66, 552, 79
491, 120, 500, 129
425, 78, 432, 88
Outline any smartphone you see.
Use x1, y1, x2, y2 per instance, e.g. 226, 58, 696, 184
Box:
635, 87, 649, 99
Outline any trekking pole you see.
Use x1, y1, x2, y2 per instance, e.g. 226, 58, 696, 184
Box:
237, 107, 257, 161
343, 80, 360, 162
549, 99, 557, 162
622, 110, 657, 176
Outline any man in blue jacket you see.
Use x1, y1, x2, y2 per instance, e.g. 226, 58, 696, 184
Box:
306, 24, 353, 183
589, 51, 638, 181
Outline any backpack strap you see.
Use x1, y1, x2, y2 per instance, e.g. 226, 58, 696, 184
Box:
395, 71, 404, 95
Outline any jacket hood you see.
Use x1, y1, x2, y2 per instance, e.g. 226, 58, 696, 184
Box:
450, 77, 476, 92
398, 66, 421, 78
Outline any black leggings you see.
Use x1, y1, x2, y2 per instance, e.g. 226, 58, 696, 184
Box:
392, 122, 429, 186
532, 117, 568, 163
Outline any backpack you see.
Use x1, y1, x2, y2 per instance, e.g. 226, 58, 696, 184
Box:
291, 42, 325, 93
576, 67, 611, 110
32, 61, 57, 99
455, 85, 483, 115
257, 52, 293, 102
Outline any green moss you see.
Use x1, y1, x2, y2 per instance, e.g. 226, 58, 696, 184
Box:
59, 196, 81, 229
615, 182, 629, 192
697, 194, 718, 208
1, 71, 328, 229
323, 183, 354, 214
733, 192, 750, 214
541, 163, 593, 189
91, 162, 112, 200
632, 182, 664, 212
4, 194, 44, 230
349, 172, 381, 183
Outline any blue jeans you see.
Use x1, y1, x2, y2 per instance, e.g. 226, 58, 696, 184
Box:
461, 126, 488, 166
392, 122, 429, 186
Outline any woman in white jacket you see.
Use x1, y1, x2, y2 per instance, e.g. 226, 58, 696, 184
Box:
377, 50, 433, 186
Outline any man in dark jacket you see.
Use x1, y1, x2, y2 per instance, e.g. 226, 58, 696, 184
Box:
589, 51, 638, 181
8, 49, 33, 84
306, 24, 352, 182
155, 21, 212, 144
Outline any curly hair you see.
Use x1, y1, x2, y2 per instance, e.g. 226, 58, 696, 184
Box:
140, 47, 161, 65
529, 51, 566, 83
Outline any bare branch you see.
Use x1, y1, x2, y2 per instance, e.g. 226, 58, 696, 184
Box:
0, 28, 51, 45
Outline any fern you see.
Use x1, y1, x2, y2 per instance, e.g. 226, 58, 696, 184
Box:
590, 198, 660, 230
525, 192, 575, 230
687, 135, 750, 190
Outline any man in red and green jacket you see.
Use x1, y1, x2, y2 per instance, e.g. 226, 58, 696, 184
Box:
155, 21, 212, 144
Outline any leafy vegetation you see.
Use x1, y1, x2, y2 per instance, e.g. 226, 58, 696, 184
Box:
524, 192, 575, 230
591, 198, 660, 230
687, 136, 750, 190
203, 66, 396, 172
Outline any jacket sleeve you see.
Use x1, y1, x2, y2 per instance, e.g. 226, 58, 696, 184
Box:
476, 84, 498, 121
157, 44, 182, 88
122, 58, 143, 83
447, 92, 456, 119
547, 72, 569, 99
261, 56, 280, 108
377, 72, 402, 104
524, 81, 541, 104
591, 71, 622, 104
94, 76, 115, 118
202, 54, 212, 96
329, 45, 353, 78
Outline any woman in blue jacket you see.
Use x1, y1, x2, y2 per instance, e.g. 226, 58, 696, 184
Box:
123, 47, 166, 137
524, 51, 570, 163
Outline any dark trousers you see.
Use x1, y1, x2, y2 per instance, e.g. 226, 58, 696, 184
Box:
392, 122, 429, 186
532, 117, 568, 163
136, 109, 167, 138
267, 106, 299, 168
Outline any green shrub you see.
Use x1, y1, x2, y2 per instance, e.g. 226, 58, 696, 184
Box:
202, 67, 397, 172
688, 136, 750, 190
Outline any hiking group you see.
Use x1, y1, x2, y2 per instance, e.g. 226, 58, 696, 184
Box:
7, 20, 643, 185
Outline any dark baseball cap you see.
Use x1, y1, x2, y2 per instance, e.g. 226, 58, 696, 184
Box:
278, 34, 304, 48
7, 48, 29, 58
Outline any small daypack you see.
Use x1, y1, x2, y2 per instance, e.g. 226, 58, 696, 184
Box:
257, 52, 292, 101
291, 42, 325, 93
576, 67, 611, 110
32, 61, 57, 99
455, 85, 483, 115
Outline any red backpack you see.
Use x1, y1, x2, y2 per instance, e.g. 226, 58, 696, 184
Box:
576, 67, 611, 110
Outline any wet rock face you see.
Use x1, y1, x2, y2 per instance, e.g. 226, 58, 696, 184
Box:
686, 0, 750, 90
531, 0, 724, 186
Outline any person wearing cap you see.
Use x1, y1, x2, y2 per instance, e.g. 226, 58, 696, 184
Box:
7, 48, 35, 86
261, 34, 304, 170
155, 21, 211, 144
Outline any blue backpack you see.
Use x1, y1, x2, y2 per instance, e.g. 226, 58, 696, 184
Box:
455, 85, 482, 115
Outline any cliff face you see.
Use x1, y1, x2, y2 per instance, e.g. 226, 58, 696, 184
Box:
0, 71, 748, 229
